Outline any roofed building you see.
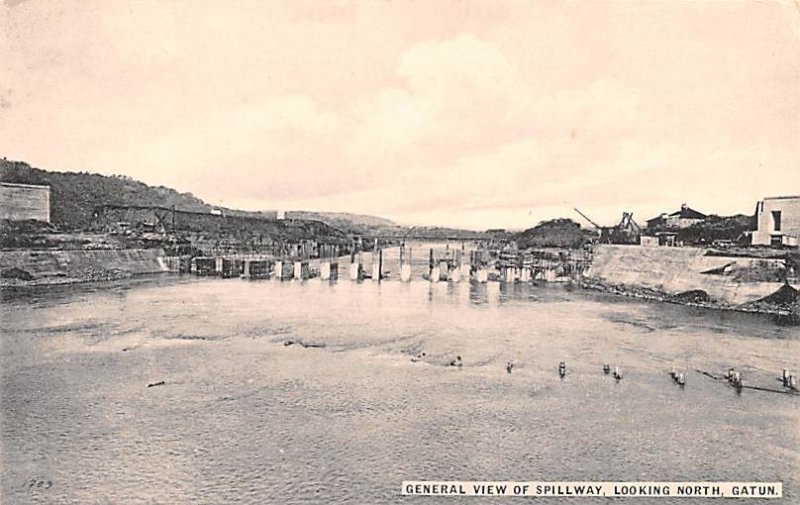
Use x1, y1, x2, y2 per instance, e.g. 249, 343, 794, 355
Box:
645, 204, 706, 229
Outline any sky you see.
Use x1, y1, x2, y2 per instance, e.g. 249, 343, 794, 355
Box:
1, 0, 798, 230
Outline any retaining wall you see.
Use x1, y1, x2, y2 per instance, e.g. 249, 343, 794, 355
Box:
0, 248, 168, 282
586, 245, 792, 305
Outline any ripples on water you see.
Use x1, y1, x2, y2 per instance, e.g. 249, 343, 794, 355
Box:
1, 274, 798, 504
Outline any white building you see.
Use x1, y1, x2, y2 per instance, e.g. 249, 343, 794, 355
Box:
751, 195, 800, 247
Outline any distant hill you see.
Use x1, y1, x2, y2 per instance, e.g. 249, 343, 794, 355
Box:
284, 211, 489, 240
398, 226, 487, 240
285, 211, 397, 235
1, 159, 213, 230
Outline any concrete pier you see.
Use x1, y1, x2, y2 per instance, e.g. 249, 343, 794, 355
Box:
165, 255, 191, 274
460, 262, 471, 281
191, 257, 216, 276
399, 245, 412, 282
349, 247, 363, 281
215, 257, 224, 276
320, 261, 338, 281
372, 248, 383, 281
449, 264, 461, 282
220, 258, 244, 278
274, 260, 293, 280
476, 267, 488, 283
293, 260, 309, 281
430, 265, 441, 283
248, 260, 270, 279
520, 267, 532, 282
438, 260, 449, 281
400, 263, 412, 282
349, 262, 361, 281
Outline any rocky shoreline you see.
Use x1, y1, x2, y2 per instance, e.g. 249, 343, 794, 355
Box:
0, 266, 136, 287
580, 277, 800, 320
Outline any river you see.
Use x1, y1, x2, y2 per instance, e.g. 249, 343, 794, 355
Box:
1, 273, 798, 504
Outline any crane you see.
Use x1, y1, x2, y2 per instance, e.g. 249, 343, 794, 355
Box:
574, 208, 602, 229
618, 212, 641, 234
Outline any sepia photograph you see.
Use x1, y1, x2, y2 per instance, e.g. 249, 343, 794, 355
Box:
1, 1, 798, 503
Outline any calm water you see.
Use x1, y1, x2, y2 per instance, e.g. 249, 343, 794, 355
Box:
1, 273, 798, 504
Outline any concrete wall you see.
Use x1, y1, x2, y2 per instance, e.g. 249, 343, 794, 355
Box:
752, 196, 800, 246
0, 248, 168, 281
586, 244, 792, 305
0, 182, 50, 222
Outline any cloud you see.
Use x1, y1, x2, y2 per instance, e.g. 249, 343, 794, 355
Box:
232, 95, 339, 136
349, 88, 436, 153
532, 79, 642, 139
398, 34, 515, 103
349, 34, 518, 158
1, 3, 797, 230
339, 33, 650, 228
137, 94, 346, 201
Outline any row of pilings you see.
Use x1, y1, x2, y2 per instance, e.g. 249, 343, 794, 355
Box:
164, 241, 593, 283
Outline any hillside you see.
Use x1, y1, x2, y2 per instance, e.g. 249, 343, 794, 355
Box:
1, 158, 488, 241
285, 210, 397, 235
1, 159, 212, 230
646, 214, 755, 245
0, 159, 351, 255
0, 159, 402, 235
516, 218, 594, 249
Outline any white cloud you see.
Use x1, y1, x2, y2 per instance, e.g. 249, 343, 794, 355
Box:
2, 3, 797, 230
349, 88, 436, 153
532, 79, 642, 138
398, 34, 515, 103
232, 95, 339, 136
349, 34, 518, 158
136, 94, 346, 201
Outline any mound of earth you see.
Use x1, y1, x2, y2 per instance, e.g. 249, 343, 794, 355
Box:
739, 282, 799, 313
1, 267, 34, 281
755, 283, 799, 306
673, 289, 712, 304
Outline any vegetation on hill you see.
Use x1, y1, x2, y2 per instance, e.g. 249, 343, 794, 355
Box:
1, 159, 487, 241
516, 218, 593, 249
285, 211, 487, 240
285, 211, 396, 235
1, 159, 212, 230
486, 229, 513, 238
0, 159, 353, 253
646, 214, 755, 245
